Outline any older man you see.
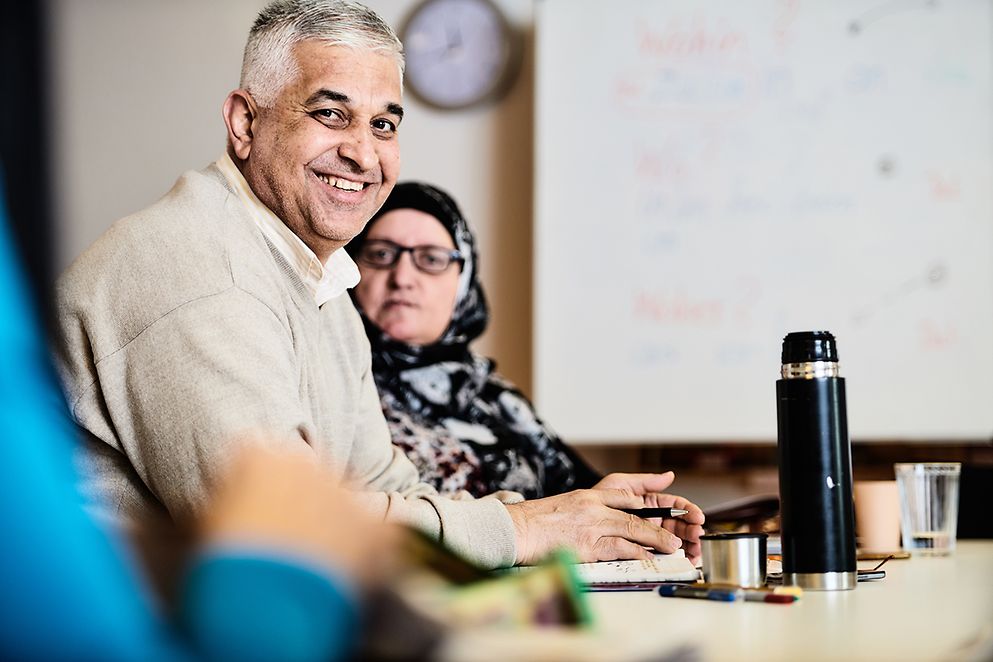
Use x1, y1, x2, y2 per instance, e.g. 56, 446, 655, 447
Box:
56, 0, 703, 569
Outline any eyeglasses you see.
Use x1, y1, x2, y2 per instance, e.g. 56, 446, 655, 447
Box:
356, 239, 464, 275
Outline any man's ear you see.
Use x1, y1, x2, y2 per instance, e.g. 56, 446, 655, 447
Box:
223, 90, 257, 161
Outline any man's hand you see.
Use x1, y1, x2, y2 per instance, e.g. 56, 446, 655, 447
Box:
505, 481, 696, 566
594, 471, 705, 564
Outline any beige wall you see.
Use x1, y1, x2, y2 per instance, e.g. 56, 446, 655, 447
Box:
50, 0, 535, 394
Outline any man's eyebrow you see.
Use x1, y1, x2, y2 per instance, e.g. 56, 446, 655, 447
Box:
304, 89, 403, 120
305, 89, 350, 105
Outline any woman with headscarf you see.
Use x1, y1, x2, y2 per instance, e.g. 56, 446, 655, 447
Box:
347, 182, 601, 499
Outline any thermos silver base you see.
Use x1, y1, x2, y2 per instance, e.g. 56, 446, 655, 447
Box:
783, 571, 857, 591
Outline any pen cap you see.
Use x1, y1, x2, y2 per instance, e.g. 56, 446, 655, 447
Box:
700, 533, 767, 588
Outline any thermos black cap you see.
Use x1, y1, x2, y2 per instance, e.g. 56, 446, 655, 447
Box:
781, 331, 838, 364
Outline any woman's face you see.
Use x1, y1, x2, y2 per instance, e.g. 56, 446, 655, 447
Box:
354, 209, 462, 346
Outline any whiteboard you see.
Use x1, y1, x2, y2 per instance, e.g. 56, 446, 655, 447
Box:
534, 0, 993, 443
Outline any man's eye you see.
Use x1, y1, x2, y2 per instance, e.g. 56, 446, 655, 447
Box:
311, 108, 346, 126
372, 118, 397, 135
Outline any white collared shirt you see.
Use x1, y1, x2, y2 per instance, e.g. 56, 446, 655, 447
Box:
215, 153, 359, 306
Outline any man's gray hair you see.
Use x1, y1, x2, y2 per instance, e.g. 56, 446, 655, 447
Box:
241, 0, 404, 108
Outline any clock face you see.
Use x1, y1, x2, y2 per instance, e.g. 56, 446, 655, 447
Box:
401, 0, 517, 109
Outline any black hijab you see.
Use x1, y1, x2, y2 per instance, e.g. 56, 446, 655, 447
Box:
346, 182, 599, 498
347, 181, 492, 417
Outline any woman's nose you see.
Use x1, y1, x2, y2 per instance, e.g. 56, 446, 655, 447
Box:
388, 251, 418, 286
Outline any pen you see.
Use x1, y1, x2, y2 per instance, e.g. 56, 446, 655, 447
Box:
658, 584, 797, 604
619, 508, 688, 518
686, 582, 803, 598
658, 584, 736, 602
583, 583, 660, 593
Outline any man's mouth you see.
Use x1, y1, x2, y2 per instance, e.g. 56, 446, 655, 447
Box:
315, 173, 368, 192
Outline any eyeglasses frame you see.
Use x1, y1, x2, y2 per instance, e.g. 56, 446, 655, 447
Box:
356, 238, 465, 275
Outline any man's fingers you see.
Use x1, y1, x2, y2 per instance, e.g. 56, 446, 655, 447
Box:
645, 494, 706, 524
611, 511, 683, 553
669, 496, 706, 524
588, 537, 655, 563
595, 487, 658, 510
507, 486, 704, 565
666, 521, 704, 563
626, 471, 676, 493
595, 471, 676, 495
600, 488, 705, 527
663, 520, 705, 543
642, 493, 706, 525
590, 488, 700, 553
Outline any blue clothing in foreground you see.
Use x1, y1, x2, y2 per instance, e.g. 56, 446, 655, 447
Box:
0, 172, 357, 661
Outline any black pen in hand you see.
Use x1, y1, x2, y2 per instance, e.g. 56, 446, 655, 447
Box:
619, 508, 688, 518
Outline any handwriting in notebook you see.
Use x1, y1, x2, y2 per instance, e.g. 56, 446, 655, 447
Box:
573, 550, 701, 584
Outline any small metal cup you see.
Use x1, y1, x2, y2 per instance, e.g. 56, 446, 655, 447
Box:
700, 533, 768, 588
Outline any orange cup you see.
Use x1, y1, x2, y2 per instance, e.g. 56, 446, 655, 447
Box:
853, 480, 901, 553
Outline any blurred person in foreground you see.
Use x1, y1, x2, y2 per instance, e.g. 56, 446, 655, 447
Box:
347, 182, 600, 499
0, 169, 389, 661
54, 0, 704, 569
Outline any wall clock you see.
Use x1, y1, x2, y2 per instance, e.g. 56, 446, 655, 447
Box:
400, 0, 521, 110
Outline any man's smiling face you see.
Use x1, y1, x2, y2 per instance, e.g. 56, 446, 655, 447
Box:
241, 41, 403, 261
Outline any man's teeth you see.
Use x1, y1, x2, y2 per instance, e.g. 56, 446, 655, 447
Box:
317, 174, 364, 191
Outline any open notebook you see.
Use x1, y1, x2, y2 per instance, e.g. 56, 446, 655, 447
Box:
573, 549, 700, 584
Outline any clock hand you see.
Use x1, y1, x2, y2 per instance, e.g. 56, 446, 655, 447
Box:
443, 25, 464, 59
448, 25, 463, 49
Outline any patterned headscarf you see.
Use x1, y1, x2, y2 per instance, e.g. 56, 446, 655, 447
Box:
346, 182, 598, 498
347, 181, 488, 373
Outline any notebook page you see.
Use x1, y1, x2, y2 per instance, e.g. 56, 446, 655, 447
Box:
574, 549, 700, 584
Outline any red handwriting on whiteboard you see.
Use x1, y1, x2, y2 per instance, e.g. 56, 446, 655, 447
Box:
636, 16, 747, 60
773, 0, 799, 51
928, 171, 960, 201
919, 319, 957, 350
635, 150, 689, 183
632, 290, 724, 326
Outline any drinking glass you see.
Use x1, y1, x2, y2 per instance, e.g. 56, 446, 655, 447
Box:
894, 463, 961, 556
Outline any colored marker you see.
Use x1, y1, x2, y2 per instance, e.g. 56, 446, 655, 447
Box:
743, 592, 795, 604
658, 585, 736, 602
689, 582, 803, 599
658, 584, 797, 604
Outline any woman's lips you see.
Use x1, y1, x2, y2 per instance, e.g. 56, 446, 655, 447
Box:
384, 299, 416, 309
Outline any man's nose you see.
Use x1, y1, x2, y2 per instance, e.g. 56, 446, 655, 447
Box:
338, 126, 377, 172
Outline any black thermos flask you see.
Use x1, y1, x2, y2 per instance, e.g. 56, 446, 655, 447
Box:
776, 331, 857, 590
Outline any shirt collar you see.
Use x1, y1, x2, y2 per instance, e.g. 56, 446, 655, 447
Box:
215, 153, 359, 306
